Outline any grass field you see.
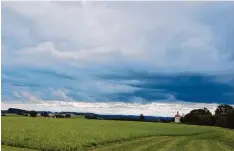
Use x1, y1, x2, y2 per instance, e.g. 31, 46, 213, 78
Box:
2, 116, 234, 151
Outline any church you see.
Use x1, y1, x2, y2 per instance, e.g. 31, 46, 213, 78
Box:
174, 111, 181, 123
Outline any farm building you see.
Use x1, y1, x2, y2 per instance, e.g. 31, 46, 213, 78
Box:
174, 111, 181, 123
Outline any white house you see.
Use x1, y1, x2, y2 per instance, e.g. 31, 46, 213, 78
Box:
174, 111, 181, 123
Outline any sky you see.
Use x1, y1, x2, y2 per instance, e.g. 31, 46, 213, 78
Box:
1, 1, 234, 116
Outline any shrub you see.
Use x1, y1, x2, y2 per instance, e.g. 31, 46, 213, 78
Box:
29, 111, 37, 117
180, 116, 184, 123
66, 114, 71, 118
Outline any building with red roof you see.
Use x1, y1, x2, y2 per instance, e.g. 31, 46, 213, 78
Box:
174, 111, 181, 123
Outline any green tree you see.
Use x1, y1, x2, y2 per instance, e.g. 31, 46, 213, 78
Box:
226, 109, 234, 129
182, 108, 214, 126
140, 114, 144, 121
214, 104, 233, 128
29, 111, 37, 117
190, 108, 212, 116
215, 115, 228, 128
215, 104, 233, 116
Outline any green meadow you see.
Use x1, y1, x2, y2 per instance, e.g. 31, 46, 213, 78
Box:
2, 116, 234, 151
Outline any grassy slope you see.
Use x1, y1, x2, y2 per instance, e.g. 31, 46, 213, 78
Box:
2, 116, 234, 151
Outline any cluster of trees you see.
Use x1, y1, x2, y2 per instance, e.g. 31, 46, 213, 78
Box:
40, 112, 71, 118
5, 108, 72, 118
181, 104, 234, 129
29, 111, 37, 117
41, 112, 49, 117
8, 108, 28, 116
56, 114, 71, 118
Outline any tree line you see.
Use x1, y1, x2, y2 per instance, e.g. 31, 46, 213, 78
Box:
3, 105, 234, 129
180, 104, 234, 129
4, 108, 71, 118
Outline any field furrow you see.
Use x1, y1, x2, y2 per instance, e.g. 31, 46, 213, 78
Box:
88, 136, 157, 151
157, 137, 186, 151
133, 137, 175, 151
90, 136, 174, 151
188, 140, 209, 151
216, 141, 234, 151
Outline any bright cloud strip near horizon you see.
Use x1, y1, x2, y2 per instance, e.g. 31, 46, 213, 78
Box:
1, 1, 234, 114
1, 101, 226, 117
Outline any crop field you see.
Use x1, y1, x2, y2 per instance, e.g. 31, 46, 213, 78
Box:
2, 116, 234, 151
